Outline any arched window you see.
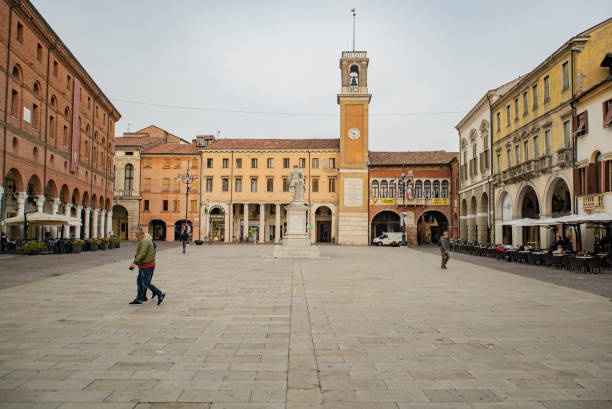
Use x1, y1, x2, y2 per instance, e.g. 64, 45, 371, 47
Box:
389, 180, 396, 198
371, 180, 379, 198
596, 153, 603, 193
424, 181, 431, 198
415, 180, 422, 198
50, 95, 57, 109
124, 164, 134, 191
441, 181, 449, 198
33, 82, 41, 98
12, 65, 21, 83
349, 64, 359, 86
433, 181, 440, 198
64, 106, 70, 117
380, 180, 388, 198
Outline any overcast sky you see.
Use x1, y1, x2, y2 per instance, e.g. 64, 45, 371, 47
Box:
33, 1, 610, 152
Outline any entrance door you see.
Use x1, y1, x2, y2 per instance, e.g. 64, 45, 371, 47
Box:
317, 221, 331, 243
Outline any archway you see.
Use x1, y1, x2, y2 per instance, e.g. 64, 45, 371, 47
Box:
315, 206, 332, 243
469, 196, 477, 242
209, 206, 225, 241
112, 205, 129, 240
44, 180, 58, 213
371, 211, 400, 241
479, 193, 489, 243
500, 192, 513, 244
3, 169, 23, 238
149, 219, 166, 241
174, 219, 193, 241
548, 178, 571, 218
417, 211, 448, 244
460, 198, 468, 240
519, 185, 540, 246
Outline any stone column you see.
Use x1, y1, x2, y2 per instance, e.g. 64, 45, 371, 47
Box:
243, 203, 249, 241
63, 204, 72, 238
459, 216, 468, 240
35, 195, 45, 212
330, 209, 337, 244
83, 207, 91, 239
106, 211, 113, 238
50, 198, 61, 238
259, 204, 265, 243
74, 205, 83, 239
275, 203, 281, 243
477, 212, 488, 243
92, 208, 99, 239
224, 204, 231, 243
15, 192, 27, 238
99, 210, 106, 239
467, 216, 476, 242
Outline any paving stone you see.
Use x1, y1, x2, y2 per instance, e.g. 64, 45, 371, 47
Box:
423, 388, 502, 402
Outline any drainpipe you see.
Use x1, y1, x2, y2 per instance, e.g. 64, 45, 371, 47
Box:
1, 3, 17, 231
486, 92, 495, 243
42, 42, 57, 191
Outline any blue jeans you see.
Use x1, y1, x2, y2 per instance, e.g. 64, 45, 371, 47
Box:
137, 266, 161, 300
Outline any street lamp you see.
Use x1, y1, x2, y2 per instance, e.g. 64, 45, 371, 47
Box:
176, 163, 198, 245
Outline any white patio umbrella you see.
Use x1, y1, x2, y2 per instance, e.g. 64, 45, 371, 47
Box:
3, 211, 69, 226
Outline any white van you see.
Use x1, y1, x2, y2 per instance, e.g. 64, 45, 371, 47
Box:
372, 232, 403, 246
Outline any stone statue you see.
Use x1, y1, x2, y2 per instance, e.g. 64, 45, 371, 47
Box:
288, 165, 306, 202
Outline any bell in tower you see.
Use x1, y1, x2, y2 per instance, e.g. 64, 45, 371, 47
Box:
349, 65, 359, 86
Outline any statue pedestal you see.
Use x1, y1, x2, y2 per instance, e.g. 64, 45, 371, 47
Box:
273, 201, 320, 258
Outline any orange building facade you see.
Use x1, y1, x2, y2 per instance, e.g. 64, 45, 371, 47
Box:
1, 0, 120, 239
139, 143, 201, 241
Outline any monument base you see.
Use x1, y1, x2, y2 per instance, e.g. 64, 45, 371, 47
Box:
272, 201, 320, 258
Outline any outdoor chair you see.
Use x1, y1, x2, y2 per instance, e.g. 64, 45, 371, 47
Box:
586, 257, 605, 273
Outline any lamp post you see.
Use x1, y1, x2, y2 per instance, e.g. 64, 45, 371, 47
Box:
177, 163, 198, 247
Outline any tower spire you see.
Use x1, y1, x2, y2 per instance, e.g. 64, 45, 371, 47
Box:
351, 8, 356, 51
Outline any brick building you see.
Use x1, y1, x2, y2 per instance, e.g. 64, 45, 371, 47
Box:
368, 151, 459, 245
1, 0, 120, 239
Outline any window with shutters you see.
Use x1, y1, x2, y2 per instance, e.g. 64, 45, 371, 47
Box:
579, 168, 586, 195
267, 158, 274, 168
329, 158, 336, 169
507, 149, 512, 169
371, 180, 379, 198
496, 112, 501, 133
573, 111, 588, 137
251, 158, 257, 168
222, 178, 229, 192
328, 177, 336, 193
143, 158, 152, 168
162, 200, 169, 212
523, 91, 528, 116
174, 180, 180, 192
144, 200, 150, 212
608, 160, 612, 192
191, 200, 198, 213
174, 159, 181, 168
299, 158, 306, 168
604, 99, 612, 129
441, 181, 449, 198
283, 178, 289, 192
143, 178, 151, 192
545, 129, 551, 154
514, 98, 519, 122
432, 181, 440, 198
163, 159, 170, 168
206, 158, 213, 168
563, 120, 571, 147
162, 178, 169, 192
533, 135, 539, 158
424, 181, 431, 198
515, 145, 520, 164
250, 178, 257, 192
596, 153, 604, 194
389, 180, 396, 198
506, 105, 511, 127
532, 83, 538, 110
236, 158, 242, 168
562, 61, 570, 91
206, 177, 213, 192
544, 75, 550, 103
415, 180, 422, 198
312, 158, 319, 168
497, 154, 501, 173
191, 160, 198, 169
235, 178, 242, 192
267, 178, 274, 192
312, 178, 319, 192
222, 158, 229, 168
524, 140, 530, 161
283, 158, 290, 168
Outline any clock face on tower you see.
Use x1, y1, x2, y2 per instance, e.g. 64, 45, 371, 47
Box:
348, 127, 360, 140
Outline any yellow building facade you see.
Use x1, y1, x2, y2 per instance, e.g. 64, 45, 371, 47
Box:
199, 51, 372, 245
492, 19, 612, 247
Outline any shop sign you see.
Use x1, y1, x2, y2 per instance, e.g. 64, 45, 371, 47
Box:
431, 198, 450, 206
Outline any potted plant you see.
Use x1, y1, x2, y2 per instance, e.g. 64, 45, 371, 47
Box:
24, 241, 46, 255
88, 238, 99, 251
98, 238, 108, 250
107, 239, 114, 249
194, 239, 204, 245
72, 239, 84, 253
111, 237, 121, 248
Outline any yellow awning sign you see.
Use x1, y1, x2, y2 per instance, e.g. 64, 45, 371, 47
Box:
431, 198, 450, 206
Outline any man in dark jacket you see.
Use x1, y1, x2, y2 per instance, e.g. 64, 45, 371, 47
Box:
129, 227, 165, 305
440, 230, 449, 269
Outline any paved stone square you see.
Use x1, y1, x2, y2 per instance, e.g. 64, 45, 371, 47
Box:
0, 244, 611, 409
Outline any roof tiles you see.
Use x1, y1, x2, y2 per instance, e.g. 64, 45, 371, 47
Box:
369, 151, 458, 165
202, 138, 340, 150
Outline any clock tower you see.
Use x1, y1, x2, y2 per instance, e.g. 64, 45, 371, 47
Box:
337, 50, 371, 245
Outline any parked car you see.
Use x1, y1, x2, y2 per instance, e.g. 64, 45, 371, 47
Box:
372, 232, 403, 246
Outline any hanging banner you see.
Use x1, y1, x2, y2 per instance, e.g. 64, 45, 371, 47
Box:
70, 78, 81, 173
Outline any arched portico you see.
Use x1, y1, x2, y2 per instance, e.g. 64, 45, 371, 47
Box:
371, 210, 401, 242
417, 210, 448, 244
112, 205, 129, 240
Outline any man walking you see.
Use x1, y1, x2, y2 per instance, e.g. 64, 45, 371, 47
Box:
440, 230, 449, 269
129, 227, 165, 305
181, 226, 189, 254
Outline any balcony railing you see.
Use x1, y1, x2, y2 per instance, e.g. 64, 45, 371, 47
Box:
583, 194, 604, 211
114, 189, 137, 198
556, 146, 573, 167
500, 155, 554, 185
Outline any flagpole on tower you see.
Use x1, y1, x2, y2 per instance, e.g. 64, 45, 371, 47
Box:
351, 8, 356, 51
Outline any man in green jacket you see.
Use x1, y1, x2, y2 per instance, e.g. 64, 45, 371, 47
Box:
129, 227, 165, 305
